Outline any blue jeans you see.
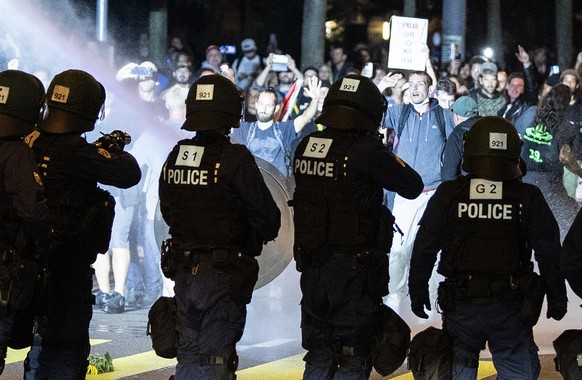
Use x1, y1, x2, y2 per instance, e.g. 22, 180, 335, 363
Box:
444, 300, 540, 380
126, 216, 162, 298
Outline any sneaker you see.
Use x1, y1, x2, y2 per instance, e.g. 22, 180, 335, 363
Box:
93, 290, 110, 310
125, 288, 143, 309
103, 291, 125, 314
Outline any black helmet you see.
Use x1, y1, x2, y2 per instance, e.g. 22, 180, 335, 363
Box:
462, 116, 523, 181
315, 74, 386, 132
41, 69, 106, 133
0, 70, 46, 137
182, 74, 244, 131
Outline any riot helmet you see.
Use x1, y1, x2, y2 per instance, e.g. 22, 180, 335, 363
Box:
315, 74, 386, 132
462, 116, 522, 181
40, 69, 106, 133
182, 74, 244, 131
0, 70, 46, 137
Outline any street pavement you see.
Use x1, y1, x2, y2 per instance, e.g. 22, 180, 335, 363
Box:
3, 262, 580, 379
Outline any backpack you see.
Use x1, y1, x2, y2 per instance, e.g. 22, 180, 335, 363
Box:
371, 304, 411, 376
553, 329, 582, 380
408, 326, 453, 380
147, 296, 179, 359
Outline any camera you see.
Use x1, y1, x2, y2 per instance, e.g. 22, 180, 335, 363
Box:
130, 66, 155, 78
271, 54, 289, 72
550, 65, 560, 75
95, 130, 132, 150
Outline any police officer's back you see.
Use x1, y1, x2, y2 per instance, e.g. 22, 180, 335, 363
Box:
158, 74, 280, 379
0, 70, 50, 375
24, 69, 141, 379
292, 74, 423, 379
409, 116, 567, 379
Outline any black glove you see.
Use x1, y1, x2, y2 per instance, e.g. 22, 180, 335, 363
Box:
546, 301, 567, 321
410, 292, 431, 319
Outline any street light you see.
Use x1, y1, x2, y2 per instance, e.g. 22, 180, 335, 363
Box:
483, 47, 494, 60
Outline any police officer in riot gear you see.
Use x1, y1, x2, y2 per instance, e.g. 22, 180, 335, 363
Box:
0, 70, 50, 375
158, 74, 281, 380
292, 74, 423, 379
24, 69, 141, 379
409, 116, 567, 379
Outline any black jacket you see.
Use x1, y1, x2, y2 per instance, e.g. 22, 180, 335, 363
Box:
409, 176, 567, 308
0, 138, 49, 254
159, 131, 280, 256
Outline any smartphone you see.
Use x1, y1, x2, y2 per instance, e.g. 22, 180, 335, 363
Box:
130, 66, 154, 77
271, 54, 289, 72
550, 65, 560, 75
361, 62, 373, 78
220, 45, 236, 55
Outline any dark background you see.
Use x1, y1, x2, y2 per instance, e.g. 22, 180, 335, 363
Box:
8, 0, 582, 73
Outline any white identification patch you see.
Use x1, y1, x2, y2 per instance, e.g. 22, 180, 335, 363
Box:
489, 132, 507, 150
175, 145, 205, 167
469, 178, 503, 200
51, 85, 70, 104
339, 77, 360, 93
303, 137, 333, 158
0, 86, 10, 104
196, 84, 214, 100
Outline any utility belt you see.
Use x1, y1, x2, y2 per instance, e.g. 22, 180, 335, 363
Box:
438, 269, 545, 326
294, 246, 379, 270
161, 239, 246, 278
295, 246, 389, 298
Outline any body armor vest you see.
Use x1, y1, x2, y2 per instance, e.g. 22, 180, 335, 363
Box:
292, 131, 383, 251
439, 177, 527, 278
161, 139, 250, 250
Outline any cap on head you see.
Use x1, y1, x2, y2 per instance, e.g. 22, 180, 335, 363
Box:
41, 69, 105, 133
182, 74, 244, 131
451, 96, 478, 118
206, 45, 220, 55
462, 116, 522, 181
480, 62, 498, 76
315, 74, 386, 132
241, 38, 257, 53
0, 70, 46, 137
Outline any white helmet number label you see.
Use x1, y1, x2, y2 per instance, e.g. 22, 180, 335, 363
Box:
196, 84, 214, 101
489, 132, 507, 150
303, 137, 333, 158
51, 85, 70, 104
0, 86, 9, 104
176, 145, 205, 167
339, 78, 360, 93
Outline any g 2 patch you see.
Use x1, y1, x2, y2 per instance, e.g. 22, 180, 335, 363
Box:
303, 137, 333, 158
469, 178, 502, 200
196, 84, 214, 101
176, 145, 205, 167
51, 85, 70, 104
0, 86, 10, 104
339, 77, 360, 93
489, 132, 507, 150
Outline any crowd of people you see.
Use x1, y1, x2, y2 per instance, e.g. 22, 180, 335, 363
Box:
1, 29, 582, 379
